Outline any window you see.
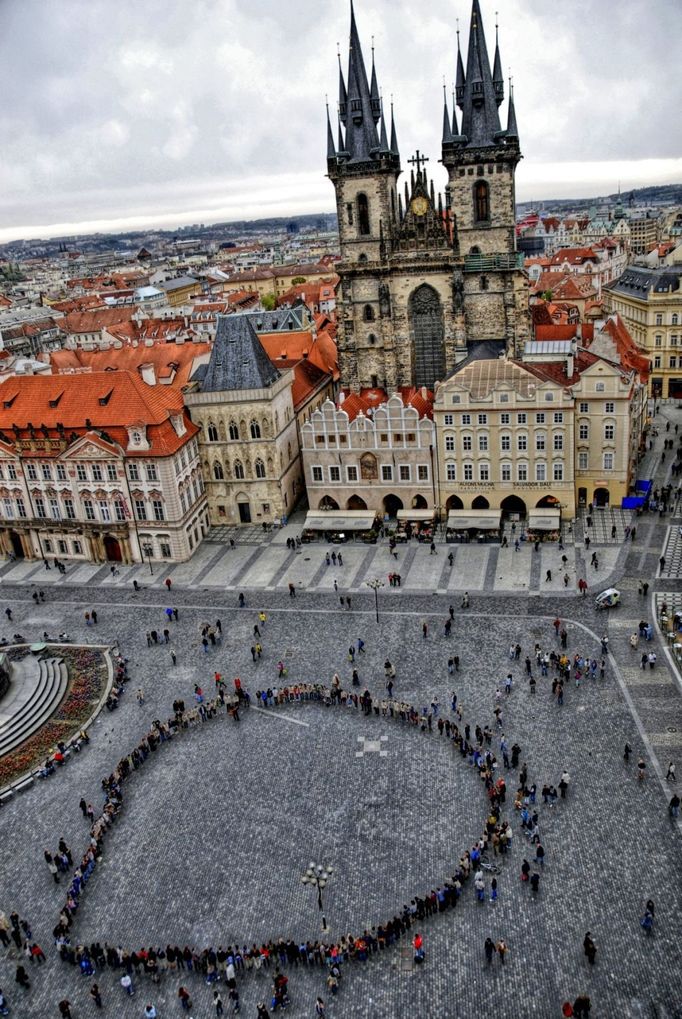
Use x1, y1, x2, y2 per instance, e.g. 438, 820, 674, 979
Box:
99, 500, 111, 522
444, 413, 454, 425
381, 465, 393, 481
327, 466, 340, 483
535, 433, 546, 451
445, 434, 455, 451
58, 539, 67, 555
344, 465, 357, 483
672, 335, 679, 347
501, 434, 511, 451
500, 413, 510, 424
579, 402, 588, 413
2, 497, 12, 519
27, 463, 37, 481
363, 304, 375, 323
461, 414, 471, 425
255, 458, 266, 479
346, 202, 353, 226
44, 540, 53, 553
41, 463, 51, 480
207, 422, 219, 442
553, 412, 563, 424
49, 498, 60, 520
312, 466, 323, 482
84, 499, 96, 521
16, 498, 26, 518
579, 423, 589, 440
535, 413, 545, 424
7, 464, 16, 480
229, 421, 239, 440
73, 540, 82, 555
517, 463, 528, 482
213, 461, 224, 480
234, 461, 244, 480
535, 463, 546, 482
134, 499, 147, 521
501, 463, 512, 482
160, 541, 172, 559
446, 462, 456, 481
250, 420, 261, 439
604, 423, 615, 440
92, 464, 102, 481
578, 452, 589, 470
673, 314, 679, 326
63, 498, 75, 519
603, 402, 615, 415
479, 463, 490, 481
146, 464, 158, 481
464, 463, 473, 481
35, 497, 46, 518
152, 500, 165, 521
544, 392, 554, 402
451, 395, 461, 404
553, 434, 563, 451
655, 314, 663, 326
480, 276, 489, 291
595, 382, 605, 392
553, 463, 564, 481
473, 179, 489, 222
114, 500, 126, 522
462, 435, 472, 451
128, 463, 139, 481
397, 465, 409, 482
477, 414, 487, 425
517, 434, 527, 451
655, 334, 662, 347
654, 356, 662, 369
517, 413, 527, 424
478, 434, 488, 452
671, 357, 677, 369
603, 453, 614, 471
417, 465, 429, 481
105, 463, 117, 481
357, 192, 370, 235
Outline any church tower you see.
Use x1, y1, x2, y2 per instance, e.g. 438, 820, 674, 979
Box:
441, 1, 530, 353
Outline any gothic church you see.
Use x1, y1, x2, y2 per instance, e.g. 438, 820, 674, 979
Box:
327, 0, 530, 393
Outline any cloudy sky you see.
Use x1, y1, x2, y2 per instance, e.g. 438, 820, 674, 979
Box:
0, 0, 679, 242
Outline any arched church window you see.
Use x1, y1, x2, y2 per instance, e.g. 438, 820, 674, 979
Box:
363, 305, 375, 323
255, 458, 266, 479
234, 460, 245, 480
228, 420, 239, 440
480, 276, 489, 291
213, 461, 224, 480
249, 419, 261, 439
474, 180, 490, 223
207, 422, 218, 442
358, 253, 368, 265
357, 193, 371, 236
409, 284, 445, 389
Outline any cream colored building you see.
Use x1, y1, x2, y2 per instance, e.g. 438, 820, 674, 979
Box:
185, 316, 303, 526
301, 393, 436, 518
604, 266, 682, 398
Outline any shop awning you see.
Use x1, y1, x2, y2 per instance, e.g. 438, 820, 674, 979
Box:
527, 508, 561, 530
446, 509, 501, 530
396, 509, 435, 522
303, 511, 376, 532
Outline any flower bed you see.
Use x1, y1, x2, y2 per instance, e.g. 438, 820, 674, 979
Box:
0, 646, 109, 789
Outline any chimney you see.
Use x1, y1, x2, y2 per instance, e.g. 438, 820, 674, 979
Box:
139, 362, 156, 386
566, 338, 577, 379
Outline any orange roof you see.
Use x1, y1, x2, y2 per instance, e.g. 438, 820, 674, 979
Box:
290, 361, 331, 410
550, 247, 599, 265
592, 314, 650, 383
62, 307, 135, 334
258, 328, 339, 382
339, 387, 433, 422
50, 296, 105, 313
0, 371, 197, 457
535, 324, 595, 343
50, 341, 211, 389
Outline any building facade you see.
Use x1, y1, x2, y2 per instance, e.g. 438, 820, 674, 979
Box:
0, 371, 207, 565
604, 266, 682, 398
326, 0, 529, 395
185, 316, 304, 526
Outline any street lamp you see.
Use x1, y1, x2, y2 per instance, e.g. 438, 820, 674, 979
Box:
365, 578, 384, 624
142, 543, 154, 576
301, 861, 333, 932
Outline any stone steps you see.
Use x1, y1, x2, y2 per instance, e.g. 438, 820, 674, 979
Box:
0, 657, 68, 758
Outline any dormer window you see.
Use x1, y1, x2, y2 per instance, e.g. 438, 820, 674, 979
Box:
131, 431, 142, 445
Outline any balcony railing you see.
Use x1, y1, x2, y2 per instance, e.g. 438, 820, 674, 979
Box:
463, 252, 525, 272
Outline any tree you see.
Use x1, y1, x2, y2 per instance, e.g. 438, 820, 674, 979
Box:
291, 276, 307, 285
260, 293, 276, 311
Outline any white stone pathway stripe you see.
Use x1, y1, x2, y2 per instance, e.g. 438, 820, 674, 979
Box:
251, 706, 310, 727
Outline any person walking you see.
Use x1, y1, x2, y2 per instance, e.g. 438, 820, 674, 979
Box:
58, 1001, 73, 1019
144, 1006, 157, 1019
315, 997, 326, 1017
170, 648, 177, 665
583, 932, 597, 965
213, 989, 224, 1016
484, 937, 495, 964
546, 570, 552, 582
165, 577, 172, 591
120, 972, 134, 995
496, 940, 507, 965
90, 982, 103, 1008
666, 761, 676, 782
559, 770, 570, 798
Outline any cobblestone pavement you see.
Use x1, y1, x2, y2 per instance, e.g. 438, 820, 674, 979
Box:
0, 405, 681, 1018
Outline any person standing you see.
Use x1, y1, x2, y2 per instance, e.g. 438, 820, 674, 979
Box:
583, 932, 596, 964
90, 982, 103, 1008
58, 1001, 73, 1019
120, 972, 134, 995
484, 937, 495, 964
559, 770, 570, 798
213, 989, 224, 1016
315, 997, 326, 1017
496, 940, 507, 965
666, 761, 676, 782
170, 649, 177, 665
165, 577, 172, 591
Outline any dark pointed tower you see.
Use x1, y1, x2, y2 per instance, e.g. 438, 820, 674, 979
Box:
441, 0, 529, 355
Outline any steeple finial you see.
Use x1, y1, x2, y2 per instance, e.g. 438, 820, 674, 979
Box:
378, 98, 390, 152
455, 20, 465, 107
506, 75, 518, 141
337, 46, 347, 124
442, 82, 454, 145
326, 98, 336, 161
492, 10, 504, 105
389, 97, 399, 156
369, 33, 382, 124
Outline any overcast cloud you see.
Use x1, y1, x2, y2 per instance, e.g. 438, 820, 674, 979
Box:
0, 0, 680, 242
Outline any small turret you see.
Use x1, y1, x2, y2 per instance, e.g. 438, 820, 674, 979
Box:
492, 18, 504, 106
326, 102, 336, 161
389, 101, 399, 156
455, 25, 466, 107
506, 78, 518, 142
370, 44, 382, 124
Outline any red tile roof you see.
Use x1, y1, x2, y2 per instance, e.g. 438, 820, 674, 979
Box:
62, 307, 135, 334
50, 341, 211, 389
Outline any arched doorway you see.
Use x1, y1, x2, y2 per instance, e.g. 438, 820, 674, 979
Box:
8, 531, 24, 558
446, 494, 464, 511
411, 494, 428, 509
536, 494, 560, 508
104, 535, 122, 562
409, 284, 445, 388
593, 487, 610, 508
383, 493, 403, 518
472, 495, 490, 510
319, 495, 340, 510
235, 493, 251, 523
346, 494, 367, 511
501, 494, 526, 519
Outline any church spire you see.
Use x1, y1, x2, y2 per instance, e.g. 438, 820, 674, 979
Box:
460, 0, 502, 147
506, 77, 518, 141
338, 48, 347, 124
442, 84, 454, 145
389, 100, 399, 156
326, 101, 336, 161
492, 15, 504, 105
378, 101, 390, 152
455, 23, 466, 108
345, 0, 380, 161
369, 40, 382, 124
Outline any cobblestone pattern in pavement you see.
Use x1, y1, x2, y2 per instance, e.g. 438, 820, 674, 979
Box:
1, 589, 681, 1019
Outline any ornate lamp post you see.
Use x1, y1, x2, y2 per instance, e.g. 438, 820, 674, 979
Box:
142, 542, 154, 576
365, 577, 384, 624
301, 861, 333, 932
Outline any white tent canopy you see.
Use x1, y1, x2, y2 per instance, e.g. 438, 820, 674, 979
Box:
396, 509, 435, 522
446, 509, 501, 530
528, 508, 561, 530
304, 510, 376, 532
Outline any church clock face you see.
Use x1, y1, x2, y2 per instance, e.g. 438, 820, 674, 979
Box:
410, 196, 428, 216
